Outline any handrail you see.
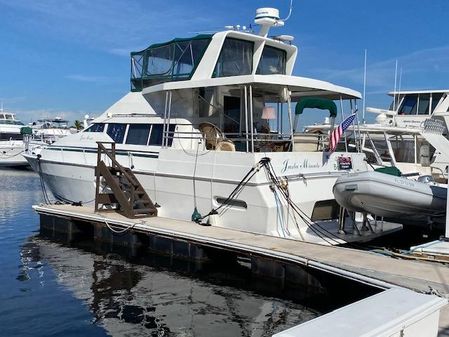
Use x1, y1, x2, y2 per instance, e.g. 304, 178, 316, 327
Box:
96, 142, 137, 187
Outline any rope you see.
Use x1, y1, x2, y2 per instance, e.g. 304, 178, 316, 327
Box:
100, 214, 140, 235
260, 158, 350, 246
0, 149, 25, 159
196, 159, 265, 222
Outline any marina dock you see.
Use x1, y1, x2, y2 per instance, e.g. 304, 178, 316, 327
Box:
34, 203, 449, 335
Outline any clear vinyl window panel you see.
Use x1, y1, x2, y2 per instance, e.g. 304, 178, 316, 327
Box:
213, 38, 254, 77
256, 46, 286, 75
130, 37, 211, 90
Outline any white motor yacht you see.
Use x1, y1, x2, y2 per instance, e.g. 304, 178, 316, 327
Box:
24, 8, 402, 245
31, 117, 76, 143
0, 111, 29, 167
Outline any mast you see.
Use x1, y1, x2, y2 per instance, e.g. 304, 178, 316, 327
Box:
362, 49, 367, 124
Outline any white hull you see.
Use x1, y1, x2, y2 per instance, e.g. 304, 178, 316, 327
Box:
333, 171, 447, 225
0, 141, 28, 167
25, 147, 401, 245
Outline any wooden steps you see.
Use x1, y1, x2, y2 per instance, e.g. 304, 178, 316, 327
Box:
94, 142, 157, 218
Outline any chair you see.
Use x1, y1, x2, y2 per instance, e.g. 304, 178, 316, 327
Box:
199, 122, 224, 150
216, 139, 235, 151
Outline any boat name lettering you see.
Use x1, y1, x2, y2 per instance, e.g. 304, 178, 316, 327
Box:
393, 178, 415, 187
80, 134, 94, 140
281, 159, 320, 173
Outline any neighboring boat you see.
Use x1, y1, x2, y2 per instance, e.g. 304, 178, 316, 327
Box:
0, 111, 29, 167
0, 140, 29, 167
0, 110, 25, 140
0, 111, 74, 167
24, 7, 402, 245
333, 170, 447, 228
31, 117, 76, 143
306, 90, 449, 182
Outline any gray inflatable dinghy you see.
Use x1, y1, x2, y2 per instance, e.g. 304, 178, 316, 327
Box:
333, 171, 447, 224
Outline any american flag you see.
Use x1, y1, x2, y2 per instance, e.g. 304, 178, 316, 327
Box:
329, 113, 357, 152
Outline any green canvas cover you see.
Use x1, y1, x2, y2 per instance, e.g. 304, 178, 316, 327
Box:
20, 126, 33, 135
295, 98, 338, 118
374, 166, 402, 177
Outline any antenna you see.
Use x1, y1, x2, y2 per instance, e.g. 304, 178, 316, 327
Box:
362, 49, 367, 124
393, 60, 398, 110
282, 0, 294, 22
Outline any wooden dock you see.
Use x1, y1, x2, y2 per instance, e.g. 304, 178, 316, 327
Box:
33, 204, 449, 335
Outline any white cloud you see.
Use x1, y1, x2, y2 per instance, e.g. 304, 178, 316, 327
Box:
65, 74, 109, 83
315, 45, 449, 91
0, 0, 221, 52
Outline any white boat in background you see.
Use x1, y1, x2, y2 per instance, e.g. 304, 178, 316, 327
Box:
0, 111, 29, 167
306, 89, 449, 182
0, 111, 75, 167
24, 7, 402, 245
31, 117, 77, 143
333, 119, 449, 229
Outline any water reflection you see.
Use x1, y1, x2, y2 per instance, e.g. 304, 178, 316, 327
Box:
20, 237, 318, 337
0, 169, 42, 223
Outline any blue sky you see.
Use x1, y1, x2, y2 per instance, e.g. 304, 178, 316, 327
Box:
1, 0, 448, 126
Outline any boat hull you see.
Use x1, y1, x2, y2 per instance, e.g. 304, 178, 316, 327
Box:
0, 141, 28, 167
25, 148, 402, 245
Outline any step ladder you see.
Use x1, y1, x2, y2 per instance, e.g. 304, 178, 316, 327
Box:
94, 142, 157, 218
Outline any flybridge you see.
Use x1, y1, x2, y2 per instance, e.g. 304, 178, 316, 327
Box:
130, 8, 297, 92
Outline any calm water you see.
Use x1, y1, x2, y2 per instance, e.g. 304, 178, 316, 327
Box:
0, 169, 321, 337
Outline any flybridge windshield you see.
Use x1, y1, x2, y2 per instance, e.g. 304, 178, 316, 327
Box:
130, 35, 212, 91
213, 38, 254, 77
256, 45, 286, 75
394, 93, 444, 115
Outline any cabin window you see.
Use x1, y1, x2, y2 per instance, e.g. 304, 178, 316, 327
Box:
256, 46, 286, 75
213, 38, 253, 77
432, 93, 444, 112
84, 123, 105, 132
149, 124, 176, 146
126, 124, 151, 145
417, 94, 430, 115
107, 123, 127, 143
311, 200, 340, 221
398, 95, 418, 115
